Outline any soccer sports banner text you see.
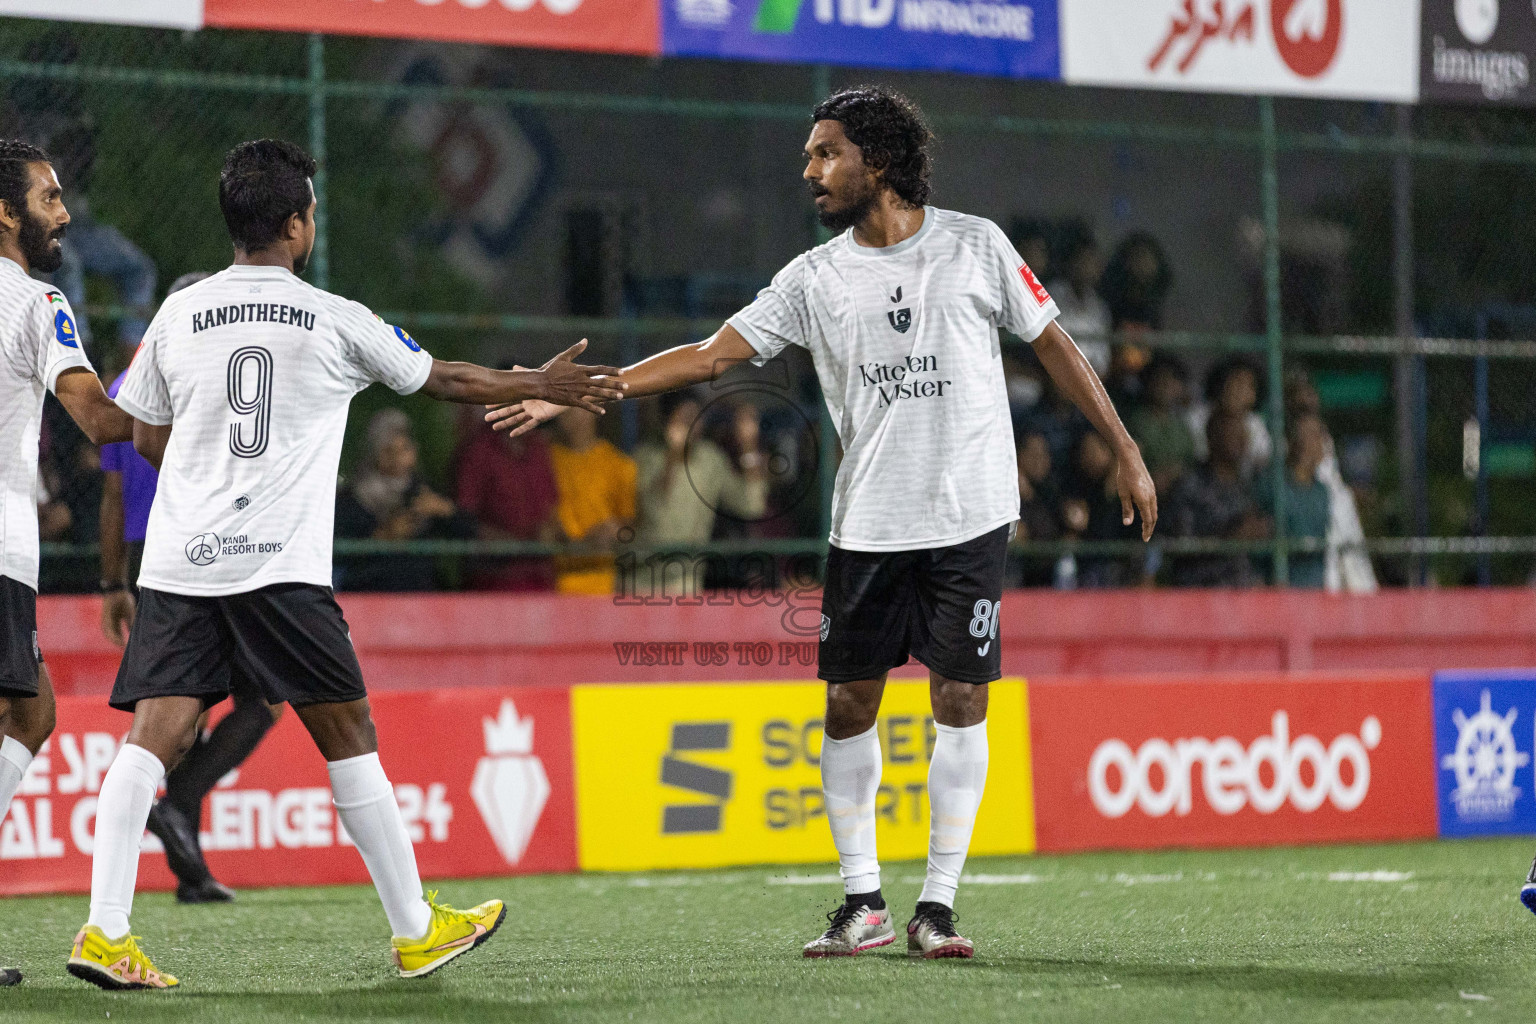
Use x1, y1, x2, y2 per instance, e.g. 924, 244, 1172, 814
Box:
571, 679, 1035, 871
1029, 671, 1438, 852
663, 0, 1060, 79
0, 687, 577, 895
1061, 0, 1421, 102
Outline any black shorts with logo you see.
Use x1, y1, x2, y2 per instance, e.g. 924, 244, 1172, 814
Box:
0, 575, 43, 700
818, 524, 1009, 686
110, 583, 367, 712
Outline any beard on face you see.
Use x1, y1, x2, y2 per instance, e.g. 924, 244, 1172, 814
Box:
19, 209, 64, 273
812, 177, 880, 232
292, 238, 313, 277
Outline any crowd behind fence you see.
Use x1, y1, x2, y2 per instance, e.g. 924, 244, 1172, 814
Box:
8, 20, 1536, 594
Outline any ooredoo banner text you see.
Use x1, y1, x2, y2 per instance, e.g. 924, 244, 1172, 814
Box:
0, 687, 577, 895
1029, 672, 1437, 852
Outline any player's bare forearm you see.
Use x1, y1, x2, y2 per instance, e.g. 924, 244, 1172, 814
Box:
99, 474, 128, 586
1035, 321, 1159, 539
423, 341, 625, 413
53, 367, 134, 444
133, 421, 171, 472
618, 325, 759, 399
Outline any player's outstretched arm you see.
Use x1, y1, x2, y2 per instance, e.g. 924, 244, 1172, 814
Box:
484, 324, 758, 437
419, 340, 625, 412
53, 367, 134, 445
1034, 321, 1159, 541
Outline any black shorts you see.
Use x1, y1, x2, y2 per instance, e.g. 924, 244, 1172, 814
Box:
0, 575, 42, 700
111, 583, 367, 712
819, 524, 1009, 686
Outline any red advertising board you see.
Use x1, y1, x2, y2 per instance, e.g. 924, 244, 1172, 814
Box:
1029, 672, 1437, 852
203, 0, 659, 56
0, 686, 576, 895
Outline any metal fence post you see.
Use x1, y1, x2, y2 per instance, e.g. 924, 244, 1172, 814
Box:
308, 33, 331, 292
1259, 96, 1289, 585
1391, 104, 1422, 584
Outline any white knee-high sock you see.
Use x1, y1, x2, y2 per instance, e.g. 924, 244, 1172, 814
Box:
821, 724, 882, 896
0, 735, 33, 818
88, 743, 164, 939
920, 720, 989, 908
328, 752, 432, 940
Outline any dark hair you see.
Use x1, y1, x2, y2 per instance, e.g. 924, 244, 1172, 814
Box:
219, 140, 317, 251
1142, 352, 1189, 384
812, 86, 933, 208
1203, 355, 1267, 406
0, 139, 50, 223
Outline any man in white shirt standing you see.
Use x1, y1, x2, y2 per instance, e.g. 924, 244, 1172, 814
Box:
0, 140, 135, 988
66, 140, 624, 991
487, 87, 1158, 960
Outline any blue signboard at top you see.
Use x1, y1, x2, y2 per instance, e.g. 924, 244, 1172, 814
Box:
663, 0, 1059, 81
1433, 670, 1536, 838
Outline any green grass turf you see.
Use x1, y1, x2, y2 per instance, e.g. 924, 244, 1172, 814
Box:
2, 838, 1534, 1022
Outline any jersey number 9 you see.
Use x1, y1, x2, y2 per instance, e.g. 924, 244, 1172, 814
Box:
227, 346, 274, 459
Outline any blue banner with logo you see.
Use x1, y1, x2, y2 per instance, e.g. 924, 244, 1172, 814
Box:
663, 0, 1059, 81
1433, 671, 1536, 837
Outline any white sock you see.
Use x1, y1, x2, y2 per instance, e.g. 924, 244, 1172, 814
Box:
87, 743, 164, 939
328, 752, 432, 940
821, 724, 882, 896
919, 720, 989, 908
0, 735, 33, 818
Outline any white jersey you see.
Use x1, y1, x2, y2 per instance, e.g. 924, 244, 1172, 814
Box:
0, 257, 92, 591
729, 208, 1060, 551
116, 264, 433, 597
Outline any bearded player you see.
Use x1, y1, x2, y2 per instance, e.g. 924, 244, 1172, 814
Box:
65, 139, 624, 990
0, 140, 135, 987
487, 87, 1157, 960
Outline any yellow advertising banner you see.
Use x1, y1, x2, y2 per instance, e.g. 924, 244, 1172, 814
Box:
572, 679, 1034, 871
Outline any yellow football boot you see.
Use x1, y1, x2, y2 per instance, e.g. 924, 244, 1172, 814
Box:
67, 925, 179, 990
391, 891, 506, 978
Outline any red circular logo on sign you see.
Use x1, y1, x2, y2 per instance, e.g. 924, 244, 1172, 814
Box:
1270, 0, 1343, 79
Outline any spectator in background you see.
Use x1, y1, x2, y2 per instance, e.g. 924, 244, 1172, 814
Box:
1188, 356, 1272, 478
1256, 412, 1331, 588
1128, 353, 1197, 496
1060, 432, 1143, 587
1008, 217, 1052, 287
1011, 432, 1061, 587
634, 393, 767, 547
1165, 410, 1267, 587
456, 416, 560, 590
1283, 368, 1377, 593
1047, 224, 1111, 377
549, 408, 636, 594
1101, 232, 1173, 335
336, 409, 475, 592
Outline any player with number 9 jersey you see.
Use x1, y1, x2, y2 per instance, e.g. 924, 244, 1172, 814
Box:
116, 268, 430, 597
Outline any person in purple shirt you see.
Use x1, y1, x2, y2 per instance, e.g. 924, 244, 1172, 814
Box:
97, 271, 283, 904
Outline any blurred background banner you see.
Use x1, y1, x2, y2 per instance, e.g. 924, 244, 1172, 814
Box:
1062, 0, 1422, 101
204, 0, 661, 55
663, 0, 1060, 79
0, 0, 204, 29
1421, 0, 1535, 105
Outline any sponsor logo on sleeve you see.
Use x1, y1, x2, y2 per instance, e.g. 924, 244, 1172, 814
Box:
393, 325, 422, 352
1019, 263, 1050, 306
54, 310, 78, 348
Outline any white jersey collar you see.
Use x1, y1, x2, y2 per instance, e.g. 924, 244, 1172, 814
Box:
843, 207, 933, 259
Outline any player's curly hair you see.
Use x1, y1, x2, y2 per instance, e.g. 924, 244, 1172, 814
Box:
813, 86, 934, 208
0, 139, 50, 223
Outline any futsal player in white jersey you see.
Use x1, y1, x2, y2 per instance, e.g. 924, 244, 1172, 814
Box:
67, 140, 624, 991
0, 141, 136, 987
488, 87, 1158, 959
